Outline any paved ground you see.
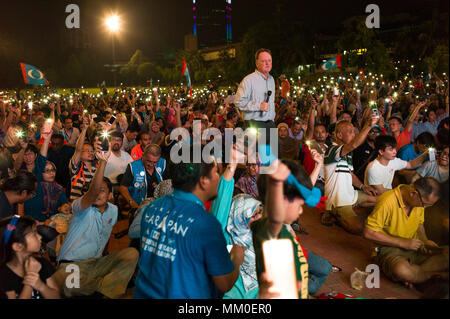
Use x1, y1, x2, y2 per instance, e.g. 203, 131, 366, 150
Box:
296, 206, 422, 299
107, 206, 431, 299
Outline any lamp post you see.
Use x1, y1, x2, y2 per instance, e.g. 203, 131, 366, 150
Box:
106, 15, 120, 87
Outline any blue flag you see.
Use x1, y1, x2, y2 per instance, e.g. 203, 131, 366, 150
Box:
20, 63, 49, 86
320, 55, 342, 72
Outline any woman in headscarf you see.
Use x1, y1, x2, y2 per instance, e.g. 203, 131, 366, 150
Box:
225, 194, 263, 299
24, 160, 68, 223
148, 120, 164, 146
277, 122, 301, 160
235, 162, 260, 199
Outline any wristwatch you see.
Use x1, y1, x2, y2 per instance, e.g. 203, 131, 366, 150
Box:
359, 184, 364, 190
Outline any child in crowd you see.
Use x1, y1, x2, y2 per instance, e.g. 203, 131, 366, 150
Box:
0, 215, 60, 299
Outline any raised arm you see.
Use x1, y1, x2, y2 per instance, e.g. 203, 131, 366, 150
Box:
405, 101, 426, 132
80, 141, 111, 210
341, 113, 378, 157
265, 161, 291, 237
305, 100, 316, 141
70, 116, 89, 167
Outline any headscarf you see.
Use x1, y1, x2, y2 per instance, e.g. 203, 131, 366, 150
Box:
148, 120, 164, 144
278, 122, 300, 159
235, 163, 260, 199
41, 161, 64, 217
227, 194, 262, 293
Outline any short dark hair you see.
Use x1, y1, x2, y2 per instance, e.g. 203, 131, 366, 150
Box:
415, 132, 435, 147
375, 135, 397, 152
126, 125, 140, 133
388, 116, 403, 125
0, 170, 37, 194
257, 159, 313, 204
414, 177, 440, 198
137, 132, 150, 142
51, 133, 65, 142
24, 144, 39, 156
109, 130, 124, 140
255, 48, 272, 61
103, 177, 113, 193
168, 146, 215, 193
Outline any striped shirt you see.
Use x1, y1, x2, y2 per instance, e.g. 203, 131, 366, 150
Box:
324, 144, 358, 210
69, 159, 97, 201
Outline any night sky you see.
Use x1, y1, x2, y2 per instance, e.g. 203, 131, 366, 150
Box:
0, 0, 448, 63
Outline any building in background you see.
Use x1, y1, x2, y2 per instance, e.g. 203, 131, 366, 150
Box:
193, 0, 232, 49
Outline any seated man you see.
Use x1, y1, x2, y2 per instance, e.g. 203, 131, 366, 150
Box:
398, 132, 435, 164
131, 146, 245, 299
53, 143, 138, 298
365, 135, 430, 194
411, 146, 449, 184
323, 115, 379, 235
363, 177, 448, 288
119, 144, 167, 209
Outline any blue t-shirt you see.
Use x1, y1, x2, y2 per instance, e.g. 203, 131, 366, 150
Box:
134, 190, 234, 299
57, 199, 118, 262
397, 143, 428, 171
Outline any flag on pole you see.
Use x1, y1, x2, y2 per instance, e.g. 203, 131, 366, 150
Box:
320, 55, 341, 72
181, 58, 192, 97
20, 63, 49, 86
356, 68, 365, 82
426, 68, 432, 82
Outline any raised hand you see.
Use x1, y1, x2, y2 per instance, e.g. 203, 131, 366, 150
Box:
310, 149, 323, 165
95, 142, 112, 162
268, 160, 291, 183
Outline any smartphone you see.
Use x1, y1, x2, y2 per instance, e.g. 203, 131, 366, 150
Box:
108, 115, 116, 125
262, 239, 299, 299
371, 106, 379, 119
97, 132, 110, 151
429, 148, 436, 161
333, 87, 339, 96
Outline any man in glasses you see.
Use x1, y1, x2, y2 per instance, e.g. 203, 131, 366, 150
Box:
119, 144, 168, 209
69, 116, 97, 201
364, 177, 448, 288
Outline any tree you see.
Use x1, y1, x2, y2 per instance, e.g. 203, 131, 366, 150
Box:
336, 16, 394, 76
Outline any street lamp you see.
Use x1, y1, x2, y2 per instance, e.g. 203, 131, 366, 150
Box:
105, 15, 120, 87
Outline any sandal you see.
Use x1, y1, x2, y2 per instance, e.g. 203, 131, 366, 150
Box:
320, 212, 335, 227
331, 265, 342, 273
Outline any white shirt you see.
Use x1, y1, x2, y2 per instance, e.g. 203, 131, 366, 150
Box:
324, 144, 358, 209
105, 150, 133, 184
365, 157, 407, 190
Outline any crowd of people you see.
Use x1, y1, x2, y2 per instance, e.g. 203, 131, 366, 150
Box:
0, 48, 448, 299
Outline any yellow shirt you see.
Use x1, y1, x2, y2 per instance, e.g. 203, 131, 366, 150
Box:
366, 185, 424, 240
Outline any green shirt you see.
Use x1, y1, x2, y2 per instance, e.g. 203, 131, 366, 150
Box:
251, 217, 309, 299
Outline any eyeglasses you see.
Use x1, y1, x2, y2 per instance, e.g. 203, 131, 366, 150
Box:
44, 169, 56, 173
369, 130, 381, 135
416, 189, 433, 208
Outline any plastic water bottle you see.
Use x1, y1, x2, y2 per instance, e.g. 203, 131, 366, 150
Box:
350, 268, 367, 290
